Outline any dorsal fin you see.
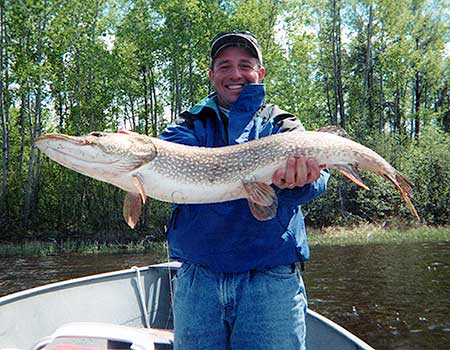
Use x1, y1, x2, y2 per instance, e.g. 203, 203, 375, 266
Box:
317, 126, 349, 138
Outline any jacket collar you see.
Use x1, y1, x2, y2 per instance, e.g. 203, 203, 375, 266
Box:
189, 83, 266, 116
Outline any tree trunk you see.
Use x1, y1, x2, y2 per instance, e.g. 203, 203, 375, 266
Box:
378, 69, 385, 133
24, 0, 47, 227
150, 67, 158, 137
440, 82, 449, 132
263, 0, 279, 53
338, 184, 345, 217
318, 23, 336, 125
142, 65, 149, 134
362, 4, 373, 127
377, 32, 385, 133
23, 94, 38, 226
147, 67, 154, 135
0, 0, 7, 210
331, 20, 339, 125
169, 21, 181, 119
57, 55, 65, 131
18, 91, 28, 174
414, 69, 421, 140
87, 0, 99, 131
187, 20, 194, 107
394, 84, 406, 134
127, 94, 136, 130
332, 0, 345, 128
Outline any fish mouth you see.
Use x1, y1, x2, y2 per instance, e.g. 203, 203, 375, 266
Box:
34, 133, 121, 167
35, 133, 93, 146
35, 132, 150, 175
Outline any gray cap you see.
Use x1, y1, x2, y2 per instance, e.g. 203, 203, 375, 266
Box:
210, 31, 263, 65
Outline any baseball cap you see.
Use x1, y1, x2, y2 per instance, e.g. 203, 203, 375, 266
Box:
210, 31, 263, 65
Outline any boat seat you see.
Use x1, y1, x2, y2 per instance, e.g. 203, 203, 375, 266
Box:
141, 328, 173, 347
32, 322, 174, 350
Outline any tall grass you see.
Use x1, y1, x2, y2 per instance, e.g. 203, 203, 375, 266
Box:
1, 225, 448, 257
308, 224, 450, 246
0, 239, 168, 257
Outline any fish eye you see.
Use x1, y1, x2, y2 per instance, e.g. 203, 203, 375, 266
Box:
89, 132, 106, 137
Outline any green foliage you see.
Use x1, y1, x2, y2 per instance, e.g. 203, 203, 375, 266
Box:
403, 127, 450, 224
304, 126, 450, 226
1, 0, 449, 243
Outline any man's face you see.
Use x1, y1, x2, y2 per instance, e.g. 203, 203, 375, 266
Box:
209, 46, 265, 109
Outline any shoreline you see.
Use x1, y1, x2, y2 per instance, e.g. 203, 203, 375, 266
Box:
1, 224, 448, 257
308, 224, 450, 246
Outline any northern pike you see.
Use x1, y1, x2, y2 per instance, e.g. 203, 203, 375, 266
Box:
34, 129, 419, 228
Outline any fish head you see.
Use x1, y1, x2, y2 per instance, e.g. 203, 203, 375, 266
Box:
34, 131, 157, 181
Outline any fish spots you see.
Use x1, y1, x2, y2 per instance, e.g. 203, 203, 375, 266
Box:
207, 163, 226, 183
152, 141, 282, 187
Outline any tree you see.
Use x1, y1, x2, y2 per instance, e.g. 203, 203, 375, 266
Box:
0, 0, 8, 214
1, 0, 449, 240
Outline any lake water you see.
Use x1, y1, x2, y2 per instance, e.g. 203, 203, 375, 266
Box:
1, 241, 449, 349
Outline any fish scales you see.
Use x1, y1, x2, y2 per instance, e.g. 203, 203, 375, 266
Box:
150, 136, 288, 184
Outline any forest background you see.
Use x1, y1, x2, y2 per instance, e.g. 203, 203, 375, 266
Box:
0, 0, 449, 243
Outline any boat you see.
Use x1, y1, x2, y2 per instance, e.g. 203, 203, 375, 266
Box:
0, 262, 375, 350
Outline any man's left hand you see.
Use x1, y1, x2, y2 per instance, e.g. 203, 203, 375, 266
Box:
272, 156, 321, 189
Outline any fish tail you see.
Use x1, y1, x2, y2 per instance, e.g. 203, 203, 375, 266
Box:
383, 172, 420, 221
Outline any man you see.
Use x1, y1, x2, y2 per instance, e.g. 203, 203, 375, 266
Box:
160, 31, 330, 350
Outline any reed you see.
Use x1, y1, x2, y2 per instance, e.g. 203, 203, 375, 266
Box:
1, 225, 448, 257
308, 224, 450, 246
0, 239, 167, 257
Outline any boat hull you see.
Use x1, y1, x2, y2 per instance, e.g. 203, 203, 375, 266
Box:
0, 262, 374, 349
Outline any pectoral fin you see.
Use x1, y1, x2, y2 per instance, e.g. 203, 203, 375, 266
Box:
243, 181, 278, 221
132, 174, 146, 204
332, 164, 369, 190
123, 192, 143, 229
242, 181, 276, 206
248, 200, 278, 221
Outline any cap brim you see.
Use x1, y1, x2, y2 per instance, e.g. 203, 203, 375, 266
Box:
210, 34, 262, 64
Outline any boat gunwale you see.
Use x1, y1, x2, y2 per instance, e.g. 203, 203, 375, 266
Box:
306, 309, 375, 350
0, 262, 179, 306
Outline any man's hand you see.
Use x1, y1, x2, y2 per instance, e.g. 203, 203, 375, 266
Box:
272, 156, 321, 189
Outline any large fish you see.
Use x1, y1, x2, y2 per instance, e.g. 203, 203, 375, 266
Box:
35, 129, 419, 228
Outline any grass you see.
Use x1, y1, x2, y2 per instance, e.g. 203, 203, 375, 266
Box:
1, 225, 448, 257
308, 224, 450, 246
0, 239, 168, 258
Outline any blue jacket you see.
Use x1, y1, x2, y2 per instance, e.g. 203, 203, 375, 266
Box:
160, 84, 329, 272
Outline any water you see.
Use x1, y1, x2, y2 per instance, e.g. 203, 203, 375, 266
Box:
1, 241, 449, 349
303, 242, 450, 349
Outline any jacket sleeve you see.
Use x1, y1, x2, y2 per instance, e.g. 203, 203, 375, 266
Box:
273, 114, 330, 206
160, 113, 201, 146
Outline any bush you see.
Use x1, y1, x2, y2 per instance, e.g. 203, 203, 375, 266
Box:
305, 127, 450, 226
402, 127, 450, 225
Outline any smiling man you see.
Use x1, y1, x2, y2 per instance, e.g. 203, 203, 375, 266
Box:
209, 42, 265, 108
160, 31, 330, 350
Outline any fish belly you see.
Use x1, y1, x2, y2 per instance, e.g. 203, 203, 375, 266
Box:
136, 163, 281, 204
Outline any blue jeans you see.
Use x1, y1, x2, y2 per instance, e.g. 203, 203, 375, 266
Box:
173, 263, 307, 350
